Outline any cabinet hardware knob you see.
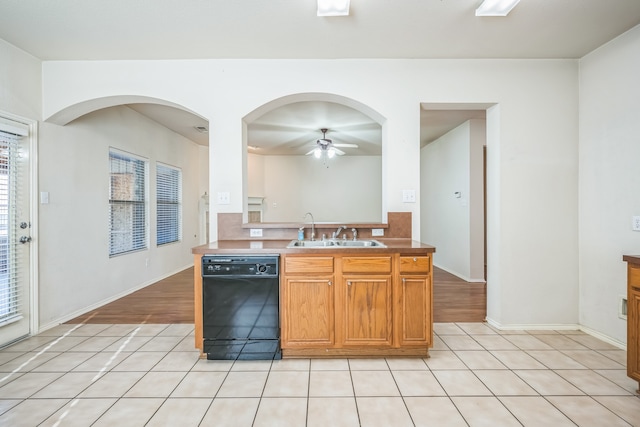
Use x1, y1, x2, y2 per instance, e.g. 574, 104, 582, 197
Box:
347, 281, 352, 286
402, 278, 406, 284
328, 281, 332, 286
413, 257, 417, 262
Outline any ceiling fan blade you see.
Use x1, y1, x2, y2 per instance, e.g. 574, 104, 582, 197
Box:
334, 147, 346, 156
305, 149, 317, 156
333, 143, 358, 148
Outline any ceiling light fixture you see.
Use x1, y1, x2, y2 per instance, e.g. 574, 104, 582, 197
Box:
475, 0, 520, 16
306, 128, 358, 165
317, 0, 350, 17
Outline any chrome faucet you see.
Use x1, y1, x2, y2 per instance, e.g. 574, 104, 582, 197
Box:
352, 228, 358, 241
304, 212, 316, 241
333, 225, 347, 240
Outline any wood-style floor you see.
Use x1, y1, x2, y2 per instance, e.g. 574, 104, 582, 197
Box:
67, 266, 486, 324
432, 267, 486, 323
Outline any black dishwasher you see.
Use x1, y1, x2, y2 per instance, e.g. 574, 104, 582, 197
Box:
202, 254, 281, 360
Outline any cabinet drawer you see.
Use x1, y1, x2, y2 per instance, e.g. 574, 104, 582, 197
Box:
399, 256, 431, 273
342, 256, 392, 273
285, 256, 334, 274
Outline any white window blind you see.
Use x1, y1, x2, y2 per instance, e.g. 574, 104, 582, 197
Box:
0, 131, 22, 323
109, 150, 147, 256
156, 163, 182, 246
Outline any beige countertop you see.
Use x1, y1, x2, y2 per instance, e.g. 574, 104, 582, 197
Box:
192, 239, 435, 255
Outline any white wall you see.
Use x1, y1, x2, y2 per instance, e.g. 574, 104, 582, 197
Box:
248, 153, 382, 223
38, 106, 204, 326
0, 39, 41, 119
421, 120, 485, 282
39, 57, 579, 330
0, 41, 210, 330
579, 25, 640, 344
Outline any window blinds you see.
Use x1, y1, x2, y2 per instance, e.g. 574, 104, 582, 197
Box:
156, 163, 182, 245
109, 150, 147, 256
0, 131, 22, 323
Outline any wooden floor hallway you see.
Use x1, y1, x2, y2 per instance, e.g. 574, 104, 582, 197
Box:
67, 266, 486, 324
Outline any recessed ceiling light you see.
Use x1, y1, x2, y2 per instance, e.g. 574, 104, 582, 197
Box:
475, 0, 520, 17
317, 0, 350, 17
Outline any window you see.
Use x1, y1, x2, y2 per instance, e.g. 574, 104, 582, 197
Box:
109, 149, 147, 256
156, 163, 182, 245
0, 130, 20, 322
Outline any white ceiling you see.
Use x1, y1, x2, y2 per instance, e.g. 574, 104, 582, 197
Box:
247, 101, 382, 156
2, 0, 639, 151
1, 0, 639, 60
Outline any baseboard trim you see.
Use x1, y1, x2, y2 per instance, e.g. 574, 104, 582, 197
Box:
485, 317, 626, 350
485, 317, 580, 331
578, 324, 626, 350
433, 263, 485, 283
37, 263, 193, 334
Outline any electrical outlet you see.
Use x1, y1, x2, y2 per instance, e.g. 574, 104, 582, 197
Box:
402, 189, 416, 203
250, 228, 263, 237
619, 295, 628, 319
371, 228, 384, 237
217, 192, 230, 205
633, 216, 640, 231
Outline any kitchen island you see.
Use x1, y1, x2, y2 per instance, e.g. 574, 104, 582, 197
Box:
192, 239, 435, 358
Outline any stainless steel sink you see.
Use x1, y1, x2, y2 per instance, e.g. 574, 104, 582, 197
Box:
286, 239, 386, 248
287, 240, 337, 248
333, 240, 386, 247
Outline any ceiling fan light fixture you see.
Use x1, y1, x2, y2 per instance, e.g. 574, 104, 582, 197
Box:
327, 147, 336, 158
317, 0, 350, 16
475, 0, 520, 16
314, 147, 322, 158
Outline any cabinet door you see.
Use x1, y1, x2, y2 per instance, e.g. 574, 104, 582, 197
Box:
342, 275, 393, 346
629, 285, 640, 382
281, 277, 334, 347
397, 275, 431, 347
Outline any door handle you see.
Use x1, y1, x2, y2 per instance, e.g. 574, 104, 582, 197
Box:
19, 236, 32, 244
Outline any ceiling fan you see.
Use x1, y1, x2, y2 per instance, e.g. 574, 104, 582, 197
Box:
306, 128, 358, 159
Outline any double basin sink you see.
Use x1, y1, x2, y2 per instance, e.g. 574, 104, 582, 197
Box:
287, 239, 386, 249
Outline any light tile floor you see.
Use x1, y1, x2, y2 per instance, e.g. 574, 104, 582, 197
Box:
0, 322, 638, 426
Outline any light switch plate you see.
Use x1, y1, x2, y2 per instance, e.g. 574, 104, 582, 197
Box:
633, 216, 640, 231
217, 192, 230, 205
402, 189, 416, 203
250, 228, 263, 237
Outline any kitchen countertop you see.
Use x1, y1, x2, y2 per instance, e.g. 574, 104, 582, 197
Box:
192, 239, 435, 255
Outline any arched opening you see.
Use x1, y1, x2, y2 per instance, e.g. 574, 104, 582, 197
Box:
242, 93, 386, 224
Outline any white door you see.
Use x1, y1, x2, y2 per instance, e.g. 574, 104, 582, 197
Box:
0, 116, 34, 347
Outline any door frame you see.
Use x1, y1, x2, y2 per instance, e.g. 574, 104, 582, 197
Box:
0, 110, 39, 338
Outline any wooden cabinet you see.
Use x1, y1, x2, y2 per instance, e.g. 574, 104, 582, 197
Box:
342, 256, 393, 346
397, 256, 432, 347
281, 257, 335, 348
625, 256, 640, 393
281, 252, 431, 358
